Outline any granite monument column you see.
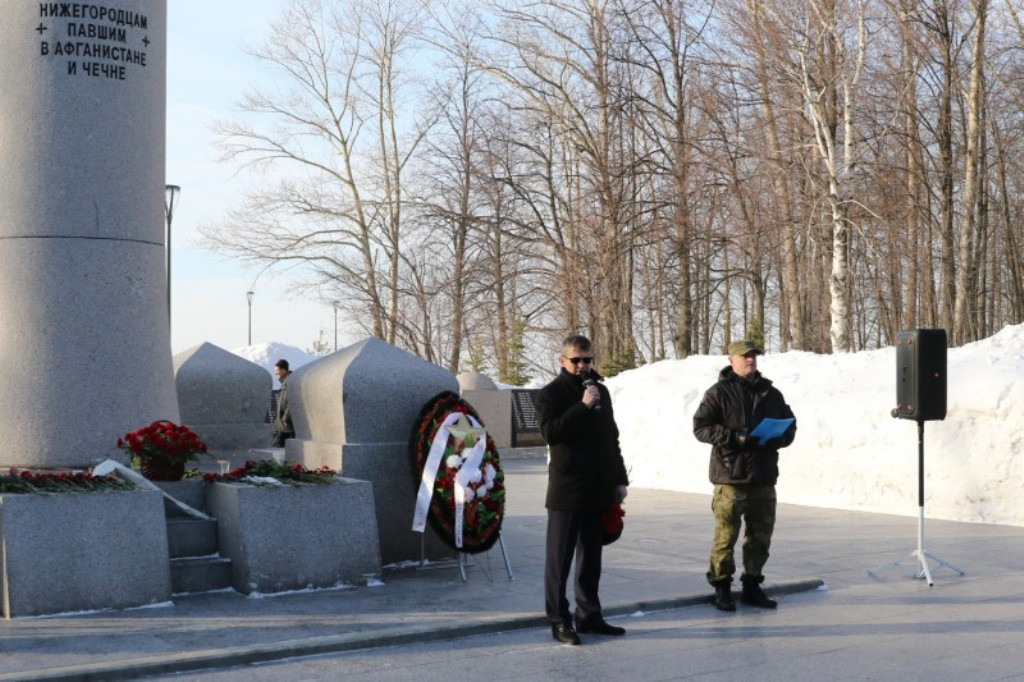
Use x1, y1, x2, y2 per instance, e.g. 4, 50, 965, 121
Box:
0, 1, 178, 468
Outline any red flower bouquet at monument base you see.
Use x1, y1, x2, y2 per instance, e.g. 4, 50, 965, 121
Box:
118, 420, 208, 480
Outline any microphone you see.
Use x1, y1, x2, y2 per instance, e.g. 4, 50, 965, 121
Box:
582, 370, 602, 411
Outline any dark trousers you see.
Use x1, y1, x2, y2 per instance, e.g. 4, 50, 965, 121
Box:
545, 508, 604, 626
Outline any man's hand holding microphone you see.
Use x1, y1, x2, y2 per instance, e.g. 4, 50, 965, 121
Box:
582, 370, 602, 411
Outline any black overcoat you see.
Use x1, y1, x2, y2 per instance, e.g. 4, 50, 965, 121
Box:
536, 369, 629, 511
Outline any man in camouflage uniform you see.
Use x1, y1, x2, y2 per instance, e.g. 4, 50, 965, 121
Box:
693, 339, 797, 611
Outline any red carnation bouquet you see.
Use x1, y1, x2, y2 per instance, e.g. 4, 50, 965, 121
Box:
601, 503, 625, 545
117, 420, 208, 470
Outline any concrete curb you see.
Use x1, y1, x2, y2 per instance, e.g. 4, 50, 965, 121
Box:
2, 579, 824, 682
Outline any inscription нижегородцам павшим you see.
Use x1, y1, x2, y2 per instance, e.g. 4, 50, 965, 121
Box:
36, 2, 150, 81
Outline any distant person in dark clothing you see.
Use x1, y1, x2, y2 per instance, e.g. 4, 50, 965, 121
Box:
536, 334, 629, 645
272, 359, 294, 447
693, 339, 797, 611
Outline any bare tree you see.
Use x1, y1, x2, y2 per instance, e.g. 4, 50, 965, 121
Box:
200, 0, 1024, 369
793, 0, 869, 352
952, 0, 988, 344
201, 0, 431, 343
616, 0, 715, 358
411, 3, 494, 370
739, 0, 807, 351
481, 0, 641, 368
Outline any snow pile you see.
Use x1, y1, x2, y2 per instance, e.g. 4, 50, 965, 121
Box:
608, 324, 1024, 526
231, 342, 318, 375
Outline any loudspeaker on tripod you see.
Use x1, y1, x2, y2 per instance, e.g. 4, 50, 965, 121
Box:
894, 328, 947, 421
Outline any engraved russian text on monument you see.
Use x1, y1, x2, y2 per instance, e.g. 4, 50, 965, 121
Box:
511, 389, 544, 447
36, 2, 150, 81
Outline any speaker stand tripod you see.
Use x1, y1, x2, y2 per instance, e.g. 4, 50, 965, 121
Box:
873, 420, 964, 586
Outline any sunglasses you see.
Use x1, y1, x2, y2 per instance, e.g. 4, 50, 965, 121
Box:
566, 356, 594, 365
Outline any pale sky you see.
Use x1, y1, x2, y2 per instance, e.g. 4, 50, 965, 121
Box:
166, 1, 358, 355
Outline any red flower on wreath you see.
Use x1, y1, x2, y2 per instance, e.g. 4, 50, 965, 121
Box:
410, 392, 506, 554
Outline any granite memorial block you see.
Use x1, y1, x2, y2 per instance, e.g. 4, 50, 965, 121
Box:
510, 389, 545, 447
205, 478, 380, 594
1, 489, 171, 618
174, 342, 273, 450
455, 371, 499, 391
287, 338, 459, 564
0, 1, 178, 468
457, 372, 512, 450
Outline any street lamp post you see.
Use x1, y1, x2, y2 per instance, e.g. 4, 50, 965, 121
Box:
164, 184, 180, 333
333, 301, 338, 351
247, 291, 255, 346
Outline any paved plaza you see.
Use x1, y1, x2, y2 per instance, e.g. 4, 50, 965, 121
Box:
3, 454, 1023, 681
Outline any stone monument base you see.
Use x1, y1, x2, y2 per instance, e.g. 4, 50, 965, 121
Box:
1, 490, 171, 618
292, 439, 455, 565
205, 478, 381, 594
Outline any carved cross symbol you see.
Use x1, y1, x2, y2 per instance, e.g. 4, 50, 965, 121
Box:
36, 23, 48, 34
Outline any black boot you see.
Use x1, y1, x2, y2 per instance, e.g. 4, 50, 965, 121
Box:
740, 578, 777, 609
712, 581, 736, 611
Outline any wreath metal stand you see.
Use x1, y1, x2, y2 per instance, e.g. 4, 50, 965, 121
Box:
456, 532, 513, 583
871, 420, 964, 586
418, 531, 514, 583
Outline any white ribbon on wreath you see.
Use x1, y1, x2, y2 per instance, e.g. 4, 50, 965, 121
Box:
411, 411, 488, 548
452, 431, 487, 548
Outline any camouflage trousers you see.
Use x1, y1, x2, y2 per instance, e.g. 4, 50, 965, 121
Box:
706, 484, 777, 585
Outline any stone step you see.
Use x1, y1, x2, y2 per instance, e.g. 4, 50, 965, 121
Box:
170, 556, 233, 595
157, 480, 207, 517
166, 517, 219, 558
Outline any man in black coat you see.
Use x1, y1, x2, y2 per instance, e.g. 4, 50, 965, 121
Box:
693, 339, 797, 611
536, 334, 629, 645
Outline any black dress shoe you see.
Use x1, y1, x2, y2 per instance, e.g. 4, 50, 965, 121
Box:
576, 618, 626, 636
551, 623, 581, 645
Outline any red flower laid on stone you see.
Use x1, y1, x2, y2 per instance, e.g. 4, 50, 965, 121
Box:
203, 458, 339, 486
1, 468, 134, 494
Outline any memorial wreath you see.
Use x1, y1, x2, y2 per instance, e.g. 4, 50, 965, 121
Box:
410, 391, 505, 553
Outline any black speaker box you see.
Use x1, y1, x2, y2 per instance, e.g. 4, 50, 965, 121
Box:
894, 328, 947, 421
